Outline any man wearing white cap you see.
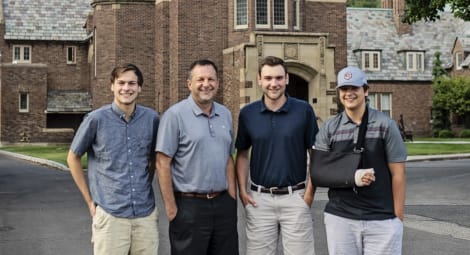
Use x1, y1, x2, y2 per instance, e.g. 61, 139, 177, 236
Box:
314, 66, 407, 255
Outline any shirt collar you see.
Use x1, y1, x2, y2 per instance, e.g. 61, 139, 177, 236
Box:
187, 95, 219, 117
340, 106, 373, 125
111, 102, 137, 121
259, 95, 291, 113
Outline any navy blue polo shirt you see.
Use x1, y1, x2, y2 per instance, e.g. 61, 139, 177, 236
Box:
236, 96, 319, 187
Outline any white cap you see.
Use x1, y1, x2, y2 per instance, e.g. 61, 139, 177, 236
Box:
337, 66, 368, 88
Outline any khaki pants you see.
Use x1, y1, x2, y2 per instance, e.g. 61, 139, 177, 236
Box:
92, 206, 159, 255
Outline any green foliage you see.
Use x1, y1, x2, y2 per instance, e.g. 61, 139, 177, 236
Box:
347, 0, 380, 8
403, 0, 470, 23
459, 129, 470, 138
438, 129, 454, 138
433, 77, 470, 116
432, 52, 448, 78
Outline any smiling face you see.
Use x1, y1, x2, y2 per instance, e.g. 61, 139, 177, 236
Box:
258, 64, 289, 102
187, 64, 219, 107
111, 70, 141, 108
338, 85, 368, 112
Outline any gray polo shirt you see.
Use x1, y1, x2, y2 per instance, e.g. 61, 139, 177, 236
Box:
156, 95, 234, 193
315, 106, 407, 220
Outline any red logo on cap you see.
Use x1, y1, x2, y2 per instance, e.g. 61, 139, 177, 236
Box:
344, 71, 353, 80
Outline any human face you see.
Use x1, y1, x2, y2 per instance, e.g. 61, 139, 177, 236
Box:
338, 86, 368, 112
258, 65, 288, 102
187, 64, 219, 106
111, 70, 141, 107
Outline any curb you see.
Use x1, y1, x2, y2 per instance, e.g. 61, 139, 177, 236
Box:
406, 153, 470, 162
0, 150, 69, 171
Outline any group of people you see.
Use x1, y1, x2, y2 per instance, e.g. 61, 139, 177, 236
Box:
67, 56, 407, 255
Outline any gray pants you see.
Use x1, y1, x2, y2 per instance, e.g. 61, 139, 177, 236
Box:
245, 189, 315, 255
324, 212, 403, 255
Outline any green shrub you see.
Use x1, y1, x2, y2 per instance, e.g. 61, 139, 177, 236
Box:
438, 130, 454, 138
459, 129, 470, 138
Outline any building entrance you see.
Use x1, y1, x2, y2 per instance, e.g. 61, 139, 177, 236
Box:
286, 73, 308, 102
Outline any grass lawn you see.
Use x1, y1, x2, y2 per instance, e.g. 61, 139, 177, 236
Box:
0, 145, 86, 167
406, 142, 470, 155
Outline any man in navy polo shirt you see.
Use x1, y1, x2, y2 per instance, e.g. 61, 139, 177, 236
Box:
236, 56, 319, 255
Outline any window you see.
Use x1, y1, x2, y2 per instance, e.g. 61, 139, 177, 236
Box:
293, 0, 299, 29
369, 93, 392, 117
67, 46, 77, 64
406, 52, 424, 71
362, 51, 380, 71
19, 93, 29, 113
235, 0, 248, 28
13, 45, 32, 64
273, 0, 287, 28
256, 0, 270, 28
456, 52, 463, 70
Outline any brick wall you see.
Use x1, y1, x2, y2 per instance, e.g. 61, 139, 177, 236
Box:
166, 0, 229, 107
304, 1, 347, 75
91, 1, 156, 109
1, 64, 48, 143
370, 81, 432, 136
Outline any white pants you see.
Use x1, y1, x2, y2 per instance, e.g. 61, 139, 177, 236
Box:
245, 189, 315, 255
324, 212, 403, 255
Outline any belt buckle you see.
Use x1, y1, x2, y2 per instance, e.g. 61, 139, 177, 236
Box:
269, 187, 279, 195
206, 193, 216, 199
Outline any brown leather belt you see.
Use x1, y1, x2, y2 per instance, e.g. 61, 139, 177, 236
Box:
174, 190, 226, 199
251, 183, 306, 195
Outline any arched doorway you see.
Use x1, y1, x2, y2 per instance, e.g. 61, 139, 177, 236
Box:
286, 73, 308, 102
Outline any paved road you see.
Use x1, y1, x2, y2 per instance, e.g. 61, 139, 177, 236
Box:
1, 154, 470, 254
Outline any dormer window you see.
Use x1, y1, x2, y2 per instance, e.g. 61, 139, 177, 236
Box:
362, 51, 381, 71
406, 52, 424, 71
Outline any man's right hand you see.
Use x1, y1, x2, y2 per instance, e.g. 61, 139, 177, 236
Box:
166, 205, 178, 221
88, 201, 96, 217
239, 192, 257, 208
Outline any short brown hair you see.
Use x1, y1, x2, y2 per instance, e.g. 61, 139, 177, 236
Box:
110, 63, 144, 86
258, 56, 288, 76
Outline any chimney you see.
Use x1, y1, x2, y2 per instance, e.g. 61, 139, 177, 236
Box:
392, 0, 412, 34
381, 0, 393, 9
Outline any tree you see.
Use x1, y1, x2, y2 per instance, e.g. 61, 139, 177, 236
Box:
431, 51, 451, 135
403, 0, 470, 24
432, 52, 448, 78
347, 0, 380, 8
433, 77, 470, 133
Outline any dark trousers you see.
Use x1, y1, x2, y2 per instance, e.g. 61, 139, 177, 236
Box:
169, 192, 239, 255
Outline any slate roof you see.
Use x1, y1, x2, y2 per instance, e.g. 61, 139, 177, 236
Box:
2, 0, 91, 41
347, 7, 470, 81
47, 90, 92, 113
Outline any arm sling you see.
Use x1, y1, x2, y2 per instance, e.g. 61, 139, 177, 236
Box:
310, 107, 368, 188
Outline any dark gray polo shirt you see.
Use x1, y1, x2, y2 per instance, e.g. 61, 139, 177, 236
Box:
236, 96, 319, 187
315, 106, 407, 220
70, 103, 159, 218
156, 95, 234, 193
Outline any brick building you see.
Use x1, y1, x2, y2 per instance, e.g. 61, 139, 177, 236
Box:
0, 0, 469, 144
